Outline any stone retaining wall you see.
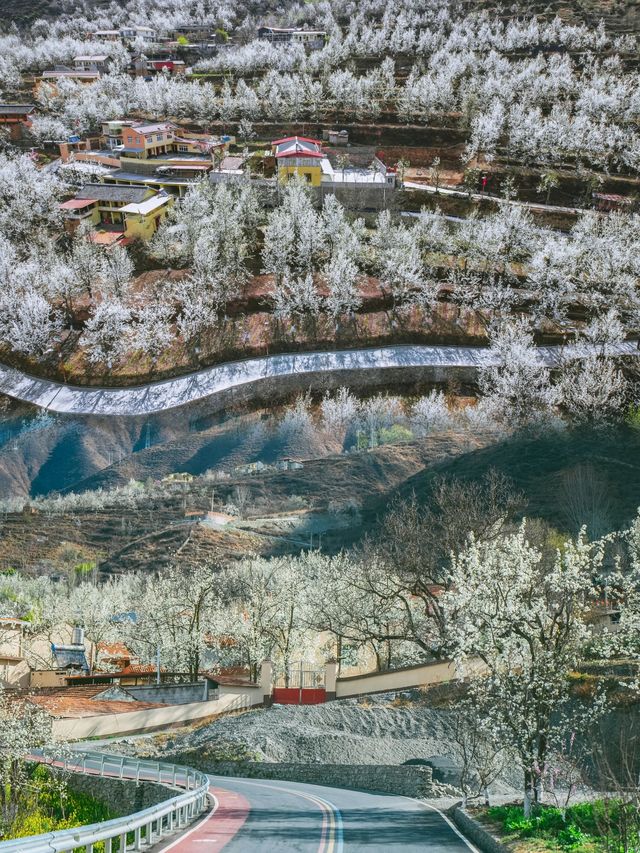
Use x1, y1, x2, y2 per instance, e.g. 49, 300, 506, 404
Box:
61, 773, 169, 817
175, 757, 459, 799
183, 364, 477, 420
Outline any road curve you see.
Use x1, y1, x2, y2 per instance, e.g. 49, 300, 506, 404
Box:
0, 341, 636, 417
160, 775, 478, 853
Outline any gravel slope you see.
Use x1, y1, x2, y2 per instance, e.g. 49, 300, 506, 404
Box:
135, 693, 520, 793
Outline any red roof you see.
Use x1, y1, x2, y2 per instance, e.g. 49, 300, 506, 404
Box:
88, 230, 125, 246
271, 135, 323, 145
118, 663, 166, 675
28, 694, 166, 718
273, 136, 324, 159
97, 641, 133, 659
60, 198, 96, 210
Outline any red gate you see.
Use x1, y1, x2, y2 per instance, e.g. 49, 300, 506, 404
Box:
272, 662, 326, 705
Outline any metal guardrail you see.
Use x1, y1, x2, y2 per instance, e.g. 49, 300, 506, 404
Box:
0, 750, 210, 853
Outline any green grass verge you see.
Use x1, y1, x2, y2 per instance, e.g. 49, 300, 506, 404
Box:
483, 800, 640, 852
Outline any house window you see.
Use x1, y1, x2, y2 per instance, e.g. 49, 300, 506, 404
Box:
156, 134, 163, 141
178, 145, 189, 152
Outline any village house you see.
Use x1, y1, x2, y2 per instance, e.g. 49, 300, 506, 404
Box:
209, 154, 250, 183
272, 136, 396, 207
90, 26, 157, 43
123, 25, 157, 42
59, 184, 173, 242
102, 119, 138, 149
73, 55, 110, 74
272, 135, 326, 186
121, 122, 177, 158
102, 163, 213, 197
0, 104, 35, 140
173, 24, 214, 41
90, 29, 121, 42
57, 122, 232, 197
0, 619, 96, 688
258, 26, 326, 49
37, 68, 101, 92
145, 58, 187, 76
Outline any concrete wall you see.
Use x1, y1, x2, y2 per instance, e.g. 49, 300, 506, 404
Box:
175, 758, 459, 798
314, 184, 397, 211
124, 681, 211, 705
0, 657, 30, 687
53, 685, 263, 741
453, 808, 508, 853
335, 659, 483, 699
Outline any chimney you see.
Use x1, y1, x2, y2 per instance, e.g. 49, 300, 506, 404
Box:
71, 626, 85, 646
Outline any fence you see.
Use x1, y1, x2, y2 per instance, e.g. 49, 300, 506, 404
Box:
0, 751, 210, 853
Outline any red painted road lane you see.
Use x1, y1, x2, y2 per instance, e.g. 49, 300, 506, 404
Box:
161, 787, 251, 853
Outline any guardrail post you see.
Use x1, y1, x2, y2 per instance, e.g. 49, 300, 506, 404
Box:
119, 757, 124, 780
146, 821, 153, 845
173, 767, 177, 787
106, 836, 113, 853
134, 827, 141, 850
120, 832, 127, 853
86, 844, 93, 853
100, 755, 105, 775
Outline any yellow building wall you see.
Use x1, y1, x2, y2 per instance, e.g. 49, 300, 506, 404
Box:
124, 203, 172, 240
279, 164, 322, 187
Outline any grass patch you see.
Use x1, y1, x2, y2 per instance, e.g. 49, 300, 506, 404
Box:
480, 800, 640, 852
4, 765, 115, 842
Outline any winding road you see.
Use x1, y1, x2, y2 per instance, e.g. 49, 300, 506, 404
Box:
159, 775, 477, 853
0, 341, 636, 417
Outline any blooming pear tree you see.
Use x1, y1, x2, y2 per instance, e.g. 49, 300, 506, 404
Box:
122, 562, 232, 679
0, 691, 57, 830
443, 524, 606, 815
479, 321, 558, 428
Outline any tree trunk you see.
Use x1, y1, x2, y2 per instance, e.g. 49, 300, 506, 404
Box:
523, 768, 533, 818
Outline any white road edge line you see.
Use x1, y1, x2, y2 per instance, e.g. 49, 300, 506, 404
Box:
398, 795, 482, 853
157, 792, 220, 852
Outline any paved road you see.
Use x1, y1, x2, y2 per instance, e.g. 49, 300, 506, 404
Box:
0, 342, 636, 417
160, 776, 477, 853
403, 180, 582, 216
42, 751, 478, 852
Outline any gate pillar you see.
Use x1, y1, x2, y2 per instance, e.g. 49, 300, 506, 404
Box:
325, 660, 337, 700
260, 659, 273, 707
